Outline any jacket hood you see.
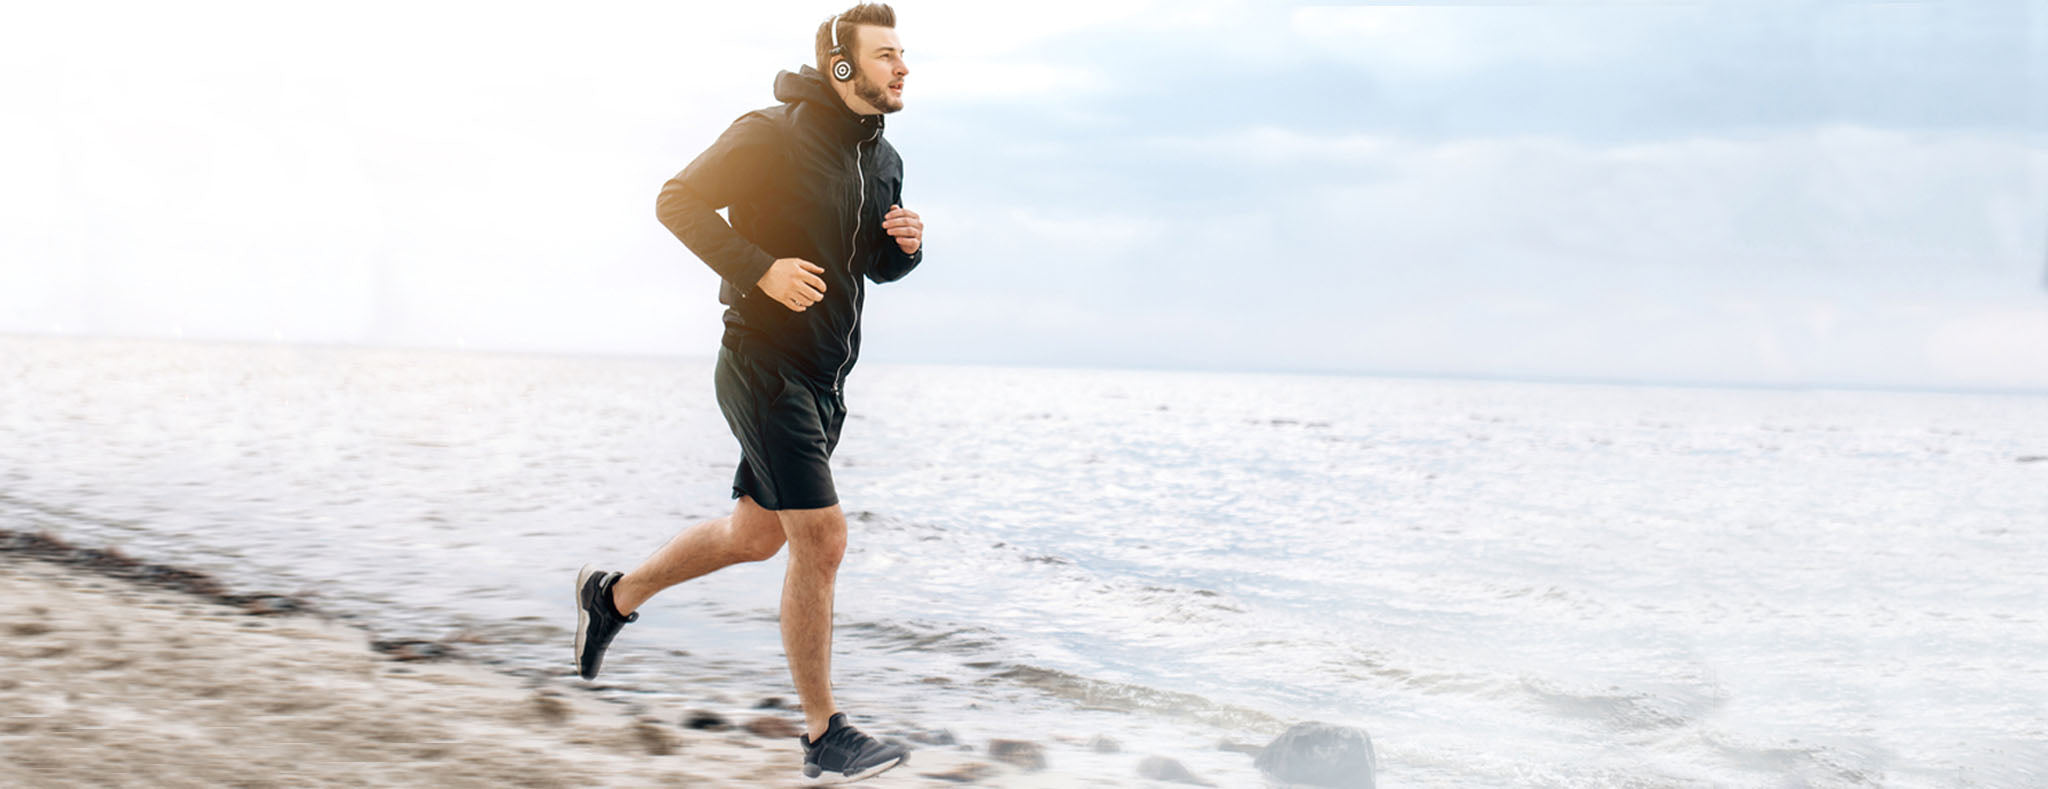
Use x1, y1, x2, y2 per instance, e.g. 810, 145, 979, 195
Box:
774, 65, 884, 139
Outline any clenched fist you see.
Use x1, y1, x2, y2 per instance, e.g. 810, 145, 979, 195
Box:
883, 204, 921, 255
756, 257, 827, 312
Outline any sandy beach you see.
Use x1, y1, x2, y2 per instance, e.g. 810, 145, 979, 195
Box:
0, 549, 1149, 788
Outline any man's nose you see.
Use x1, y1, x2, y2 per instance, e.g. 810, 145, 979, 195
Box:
895, 59, 909, 78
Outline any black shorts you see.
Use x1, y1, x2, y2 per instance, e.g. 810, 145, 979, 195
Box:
714, 339, 846, 512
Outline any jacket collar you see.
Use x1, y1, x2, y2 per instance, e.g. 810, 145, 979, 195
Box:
774, 65, 885, 142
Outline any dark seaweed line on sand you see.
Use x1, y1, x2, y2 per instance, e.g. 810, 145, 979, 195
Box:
0, 527, 458, 662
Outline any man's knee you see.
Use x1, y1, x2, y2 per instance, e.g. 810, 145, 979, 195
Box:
777, 505, 847, 565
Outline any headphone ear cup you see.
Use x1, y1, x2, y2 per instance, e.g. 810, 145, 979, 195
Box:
832, 59, 854, 82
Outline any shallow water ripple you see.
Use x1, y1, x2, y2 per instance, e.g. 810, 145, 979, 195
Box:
4, 335, 2045, 787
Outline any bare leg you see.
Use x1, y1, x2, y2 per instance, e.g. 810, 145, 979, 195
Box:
611, 495, 786, 616
777, 504, 848, 739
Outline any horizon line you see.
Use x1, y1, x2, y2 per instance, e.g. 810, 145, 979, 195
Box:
7, 329, 2045, 399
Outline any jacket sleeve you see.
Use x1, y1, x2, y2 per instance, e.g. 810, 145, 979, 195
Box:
867, 178, 923, 284
656, 112, 780, 297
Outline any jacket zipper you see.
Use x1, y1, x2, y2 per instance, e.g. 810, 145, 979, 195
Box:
833, 126, 882, 396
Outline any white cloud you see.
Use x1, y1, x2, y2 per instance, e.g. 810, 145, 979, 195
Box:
1289, 3, 1648, 76
1003, 208, 1168, 250
1153, 126, 1404, 163
909, 59, 1106, 101
904, 0, 1171, 58
1152, 124, 2046, 289
923, 202, 1167, 258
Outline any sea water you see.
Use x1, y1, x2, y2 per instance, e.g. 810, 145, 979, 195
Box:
2, 334, 2043, 787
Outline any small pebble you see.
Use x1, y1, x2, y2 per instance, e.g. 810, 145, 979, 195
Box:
988, 739, 1046, 771
632, 721, 675, 756
908, 728, 957, 746
683, 709, 730, 731
530, 692, 570, 725
743, 715, 801, 739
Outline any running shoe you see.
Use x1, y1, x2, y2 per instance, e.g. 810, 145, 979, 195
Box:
573, 564, 637, 680
801, 712, 909, 783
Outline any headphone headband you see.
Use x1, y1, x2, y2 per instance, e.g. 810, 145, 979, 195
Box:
827, 13, 854, 82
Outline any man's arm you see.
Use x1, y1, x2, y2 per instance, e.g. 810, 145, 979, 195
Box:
656, 112, 780, 298
870, 196, 923, 284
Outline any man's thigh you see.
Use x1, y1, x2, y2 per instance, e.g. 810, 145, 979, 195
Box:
732, 495, 783, 538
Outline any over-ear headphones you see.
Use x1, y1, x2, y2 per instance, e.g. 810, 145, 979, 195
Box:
827, 13, 854, 82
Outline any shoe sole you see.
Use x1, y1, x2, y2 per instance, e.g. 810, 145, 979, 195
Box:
573, 563, 598, 679
804, 753, 906, 785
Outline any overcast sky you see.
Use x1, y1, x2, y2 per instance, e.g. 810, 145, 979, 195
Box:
3, 0, 2044, 390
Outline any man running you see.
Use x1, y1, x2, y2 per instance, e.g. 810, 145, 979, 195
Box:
574, 4, 922, 783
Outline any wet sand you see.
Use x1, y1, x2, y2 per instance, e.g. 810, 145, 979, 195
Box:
0, 552, 1128, 788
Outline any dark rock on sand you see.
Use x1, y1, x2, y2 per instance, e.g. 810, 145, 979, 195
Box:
683, 710, 730, 731
987, 739, 1047, 771
232, 595, 306, 616
632, 719, 676, 755
1254, 722, 1376, 788
1138, 755, 1213, 786
530, 692, 571, 725
2, 529, 225, 602
1087, 734, 1121, 753
754, 696, 788, 709
908, 728, 958, 746
370, 639, 458, 662
743, 715, 802, 739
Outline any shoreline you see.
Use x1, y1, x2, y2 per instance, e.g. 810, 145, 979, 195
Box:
0, 531, 1151, 787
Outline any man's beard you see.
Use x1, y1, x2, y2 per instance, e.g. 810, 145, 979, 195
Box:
852, 72, 902, 114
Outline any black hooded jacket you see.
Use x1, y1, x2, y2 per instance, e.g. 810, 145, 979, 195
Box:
656, 65, 922, 395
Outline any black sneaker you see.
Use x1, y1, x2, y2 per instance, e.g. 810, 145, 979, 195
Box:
573, 564, 637, 680
801, 712, 909, 783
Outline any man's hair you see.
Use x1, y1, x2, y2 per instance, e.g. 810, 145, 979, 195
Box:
815, 3, 897, 76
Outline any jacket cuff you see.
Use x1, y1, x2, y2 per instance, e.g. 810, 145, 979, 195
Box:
731, 249, 777, 298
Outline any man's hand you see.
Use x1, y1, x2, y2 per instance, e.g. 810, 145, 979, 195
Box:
883, 205, 922, 255
756, 257, 827, 312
